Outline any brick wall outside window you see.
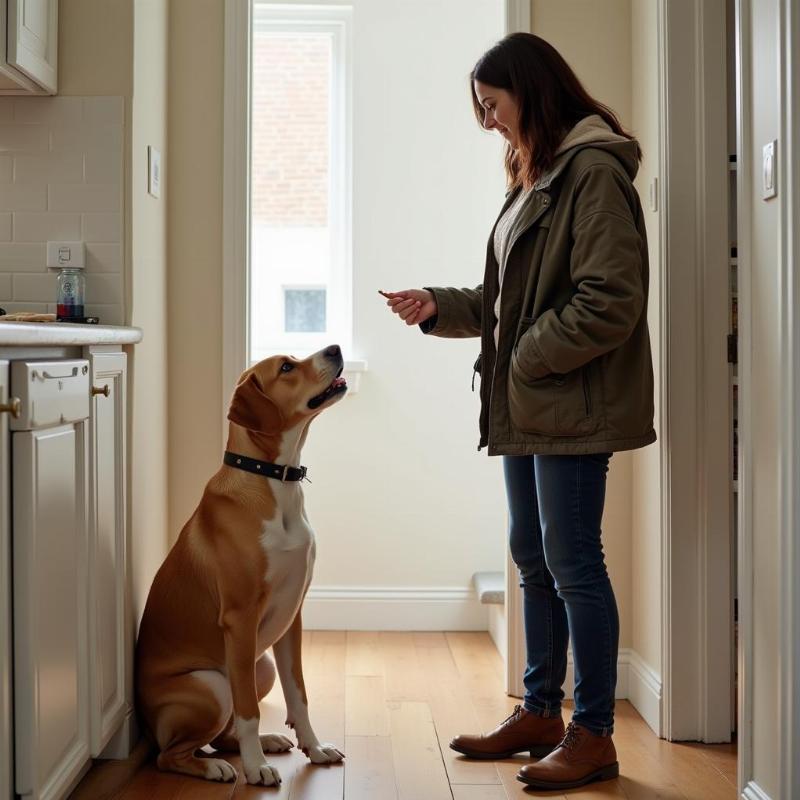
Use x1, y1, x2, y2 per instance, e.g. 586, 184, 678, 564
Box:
252, 32, 330, 227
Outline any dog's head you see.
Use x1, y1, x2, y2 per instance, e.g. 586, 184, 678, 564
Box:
227, 344, 347, 434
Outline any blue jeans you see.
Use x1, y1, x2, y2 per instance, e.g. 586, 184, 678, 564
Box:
503, 453, 618, 736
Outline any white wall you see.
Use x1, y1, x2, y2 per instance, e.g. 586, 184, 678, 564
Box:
530, 0, 636, 652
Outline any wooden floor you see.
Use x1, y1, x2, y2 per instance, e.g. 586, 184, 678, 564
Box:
74, 632, 737, 800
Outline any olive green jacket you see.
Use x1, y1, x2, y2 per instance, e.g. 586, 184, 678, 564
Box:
421, 121, 657, 455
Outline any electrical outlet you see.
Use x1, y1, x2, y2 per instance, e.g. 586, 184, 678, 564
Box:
46, 241, 85, 269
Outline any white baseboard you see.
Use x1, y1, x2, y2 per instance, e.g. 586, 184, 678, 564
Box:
488, 603, 506, 662
98, 708, 139, 760
510, 647, 662, 736
303, 586, 488, 631
742, 782, 772, 800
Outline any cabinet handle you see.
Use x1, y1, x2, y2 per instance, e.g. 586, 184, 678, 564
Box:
0, 397, 21, 418
92, 385, 110, 398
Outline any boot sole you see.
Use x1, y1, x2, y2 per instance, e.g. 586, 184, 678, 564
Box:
449, 742, 557, 760
516, 761, 620, 789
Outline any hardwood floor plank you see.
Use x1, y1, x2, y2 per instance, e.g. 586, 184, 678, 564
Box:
382, 632, 430, 702
345, 631, 385, 676
345, 675, 390, 736
344, 735, 399, 800
389, 701, 454, 800
452, 785, 509, 799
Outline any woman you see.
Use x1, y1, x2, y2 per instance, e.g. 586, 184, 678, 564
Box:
382, 33, 655, 791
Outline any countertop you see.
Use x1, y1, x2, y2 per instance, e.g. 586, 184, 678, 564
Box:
0, 322, 143, 346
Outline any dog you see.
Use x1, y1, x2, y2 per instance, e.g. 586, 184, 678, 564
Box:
135, 345, 348, 786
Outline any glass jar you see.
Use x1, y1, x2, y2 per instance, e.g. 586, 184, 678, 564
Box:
56, 267, 85, 321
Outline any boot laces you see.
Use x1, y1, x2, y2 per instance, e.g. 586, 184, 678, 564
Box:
560, 721, 581, 751
500, 704, 524, 727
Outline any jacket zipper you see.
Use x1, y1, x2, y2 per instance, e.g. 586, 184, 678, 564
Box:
582, 369, 592, 416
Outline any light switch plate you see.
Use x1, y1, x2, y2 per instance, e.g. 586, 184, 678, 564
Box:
148, 145, 161, 198
762, 139, 777, 200
46, 241, 85, 268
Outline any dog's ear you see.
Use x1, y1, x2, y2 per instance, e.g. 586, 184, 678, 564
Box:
227, 373, 282, 433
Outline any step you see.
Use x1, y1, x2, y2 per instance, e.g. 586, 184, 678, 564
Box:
472, 571, 504, 605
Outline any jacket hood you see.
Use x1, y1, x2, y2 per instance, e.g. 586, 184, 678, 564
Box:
534, 114, 640, 189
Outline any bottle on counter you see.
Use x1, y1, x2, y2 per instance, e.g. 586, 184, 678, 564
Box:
56, 266, 85, 322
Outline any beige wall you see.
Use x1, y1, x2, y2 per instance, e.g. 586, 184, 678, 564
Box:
531, 0, 636, 650
167, 0, 225, 538
130, 0, 169, 622
58, 0, 169, 623
747, 0, 780, 793
629, 0, 662, 677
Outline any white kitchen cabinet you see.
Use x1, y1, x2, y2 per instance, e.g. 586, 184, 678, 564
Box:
12, 361, 92, 800
0, 360, 13, 800
87, 352, 131, 757
0, 0, 58, 95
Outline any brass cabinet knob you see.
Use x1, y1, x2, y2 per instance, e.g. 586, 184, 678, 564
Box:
92, 384, 110, 398
0, 397, 21, 418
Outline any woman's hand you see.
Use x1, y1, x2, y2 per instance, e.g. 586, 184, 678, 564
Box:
379, 289, 438, 326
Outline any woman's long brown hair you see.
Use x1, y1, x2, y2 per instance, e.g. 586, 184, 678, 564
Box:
471, 33, 641, 189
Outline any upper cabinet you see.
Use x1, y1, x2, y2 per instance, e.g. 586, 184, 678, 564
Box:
0, 0, 58, 95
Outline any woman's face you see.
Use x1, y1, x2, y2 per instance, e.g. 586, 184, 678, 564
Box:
474, 80, 520, 149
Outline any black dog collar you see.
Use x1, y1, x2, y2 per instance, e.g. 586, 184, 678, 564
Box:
224, 451, 309, 482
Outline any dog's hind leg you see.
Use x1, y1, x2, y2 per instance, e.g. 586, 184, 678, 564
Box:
152, 670, 238, 782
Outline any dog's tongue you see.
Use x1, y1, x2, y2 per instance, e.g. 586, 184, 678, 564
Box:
332, 377, 346, 388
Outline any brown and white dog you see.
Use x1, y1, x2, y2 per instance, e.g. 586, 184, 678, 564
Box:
135, 345, 347, 786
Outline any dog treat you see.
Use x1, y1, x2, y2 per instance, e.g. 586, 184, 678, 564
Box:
378, 289, 393, 299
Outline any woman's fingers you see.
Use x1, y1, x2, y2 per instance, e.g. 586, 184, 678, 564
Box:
398, 301, 422, 321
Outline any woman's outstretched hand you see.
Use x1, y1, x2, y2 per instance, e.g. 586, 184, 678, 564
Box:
379, 289, 438, 326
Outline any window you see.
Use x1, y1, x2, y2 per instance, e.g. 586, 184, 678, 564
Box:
249, 3, 352, 363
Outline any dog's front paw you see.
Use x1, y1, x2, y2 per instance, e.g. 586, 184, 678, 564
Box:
260, 733, 294, 753
204, 757, 238, 782
304, 743, 345, 764
243, 758, 281, 786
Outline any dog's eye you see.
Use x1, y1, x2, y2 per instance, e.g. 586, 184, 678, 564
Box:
280, 362, 294, 374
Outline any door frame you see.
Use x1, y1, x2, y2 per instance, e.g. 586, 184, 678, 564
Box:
657, 0, 733, 743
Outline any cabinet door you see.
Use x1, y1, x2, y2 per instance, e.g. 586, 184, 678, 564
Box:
6, 0, 58, 94
88, 353, 129, 755
13, 423, 90, 800
0, 361, 12, 800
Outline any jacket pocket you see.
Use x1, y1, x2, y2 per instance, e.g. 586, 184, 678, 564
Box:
508, 356, 599, 437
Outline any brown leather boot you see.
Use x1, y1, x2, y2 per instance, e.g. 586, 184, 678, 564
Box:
516, 720, 619, 789
449, 705, 565, 759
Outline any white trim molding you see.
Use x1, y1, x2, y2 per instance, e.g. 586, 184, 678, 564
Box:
777, 0, 800, 797
303, 586, 488, 631
741, 782, 773, 800
658, 0, 733, 743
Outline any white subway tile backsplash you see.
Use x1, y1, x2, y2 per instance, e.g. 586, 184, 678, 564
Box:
0, 124, 48, 153
13, 97, 84, 126
0, 243, 46, 270
0, 184, 46, 212
82, 213, 120, 242
85, 273, 122, 305
83, 97, 124, 127
84, 148, 121, 184
86, 243, 122, 272
14, 152, 84, 183
50, 122, 122, 155
12, 273, 55, 303
0, 95, 123, 322
14, 212, 82, 242
49, 183, 120, 212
